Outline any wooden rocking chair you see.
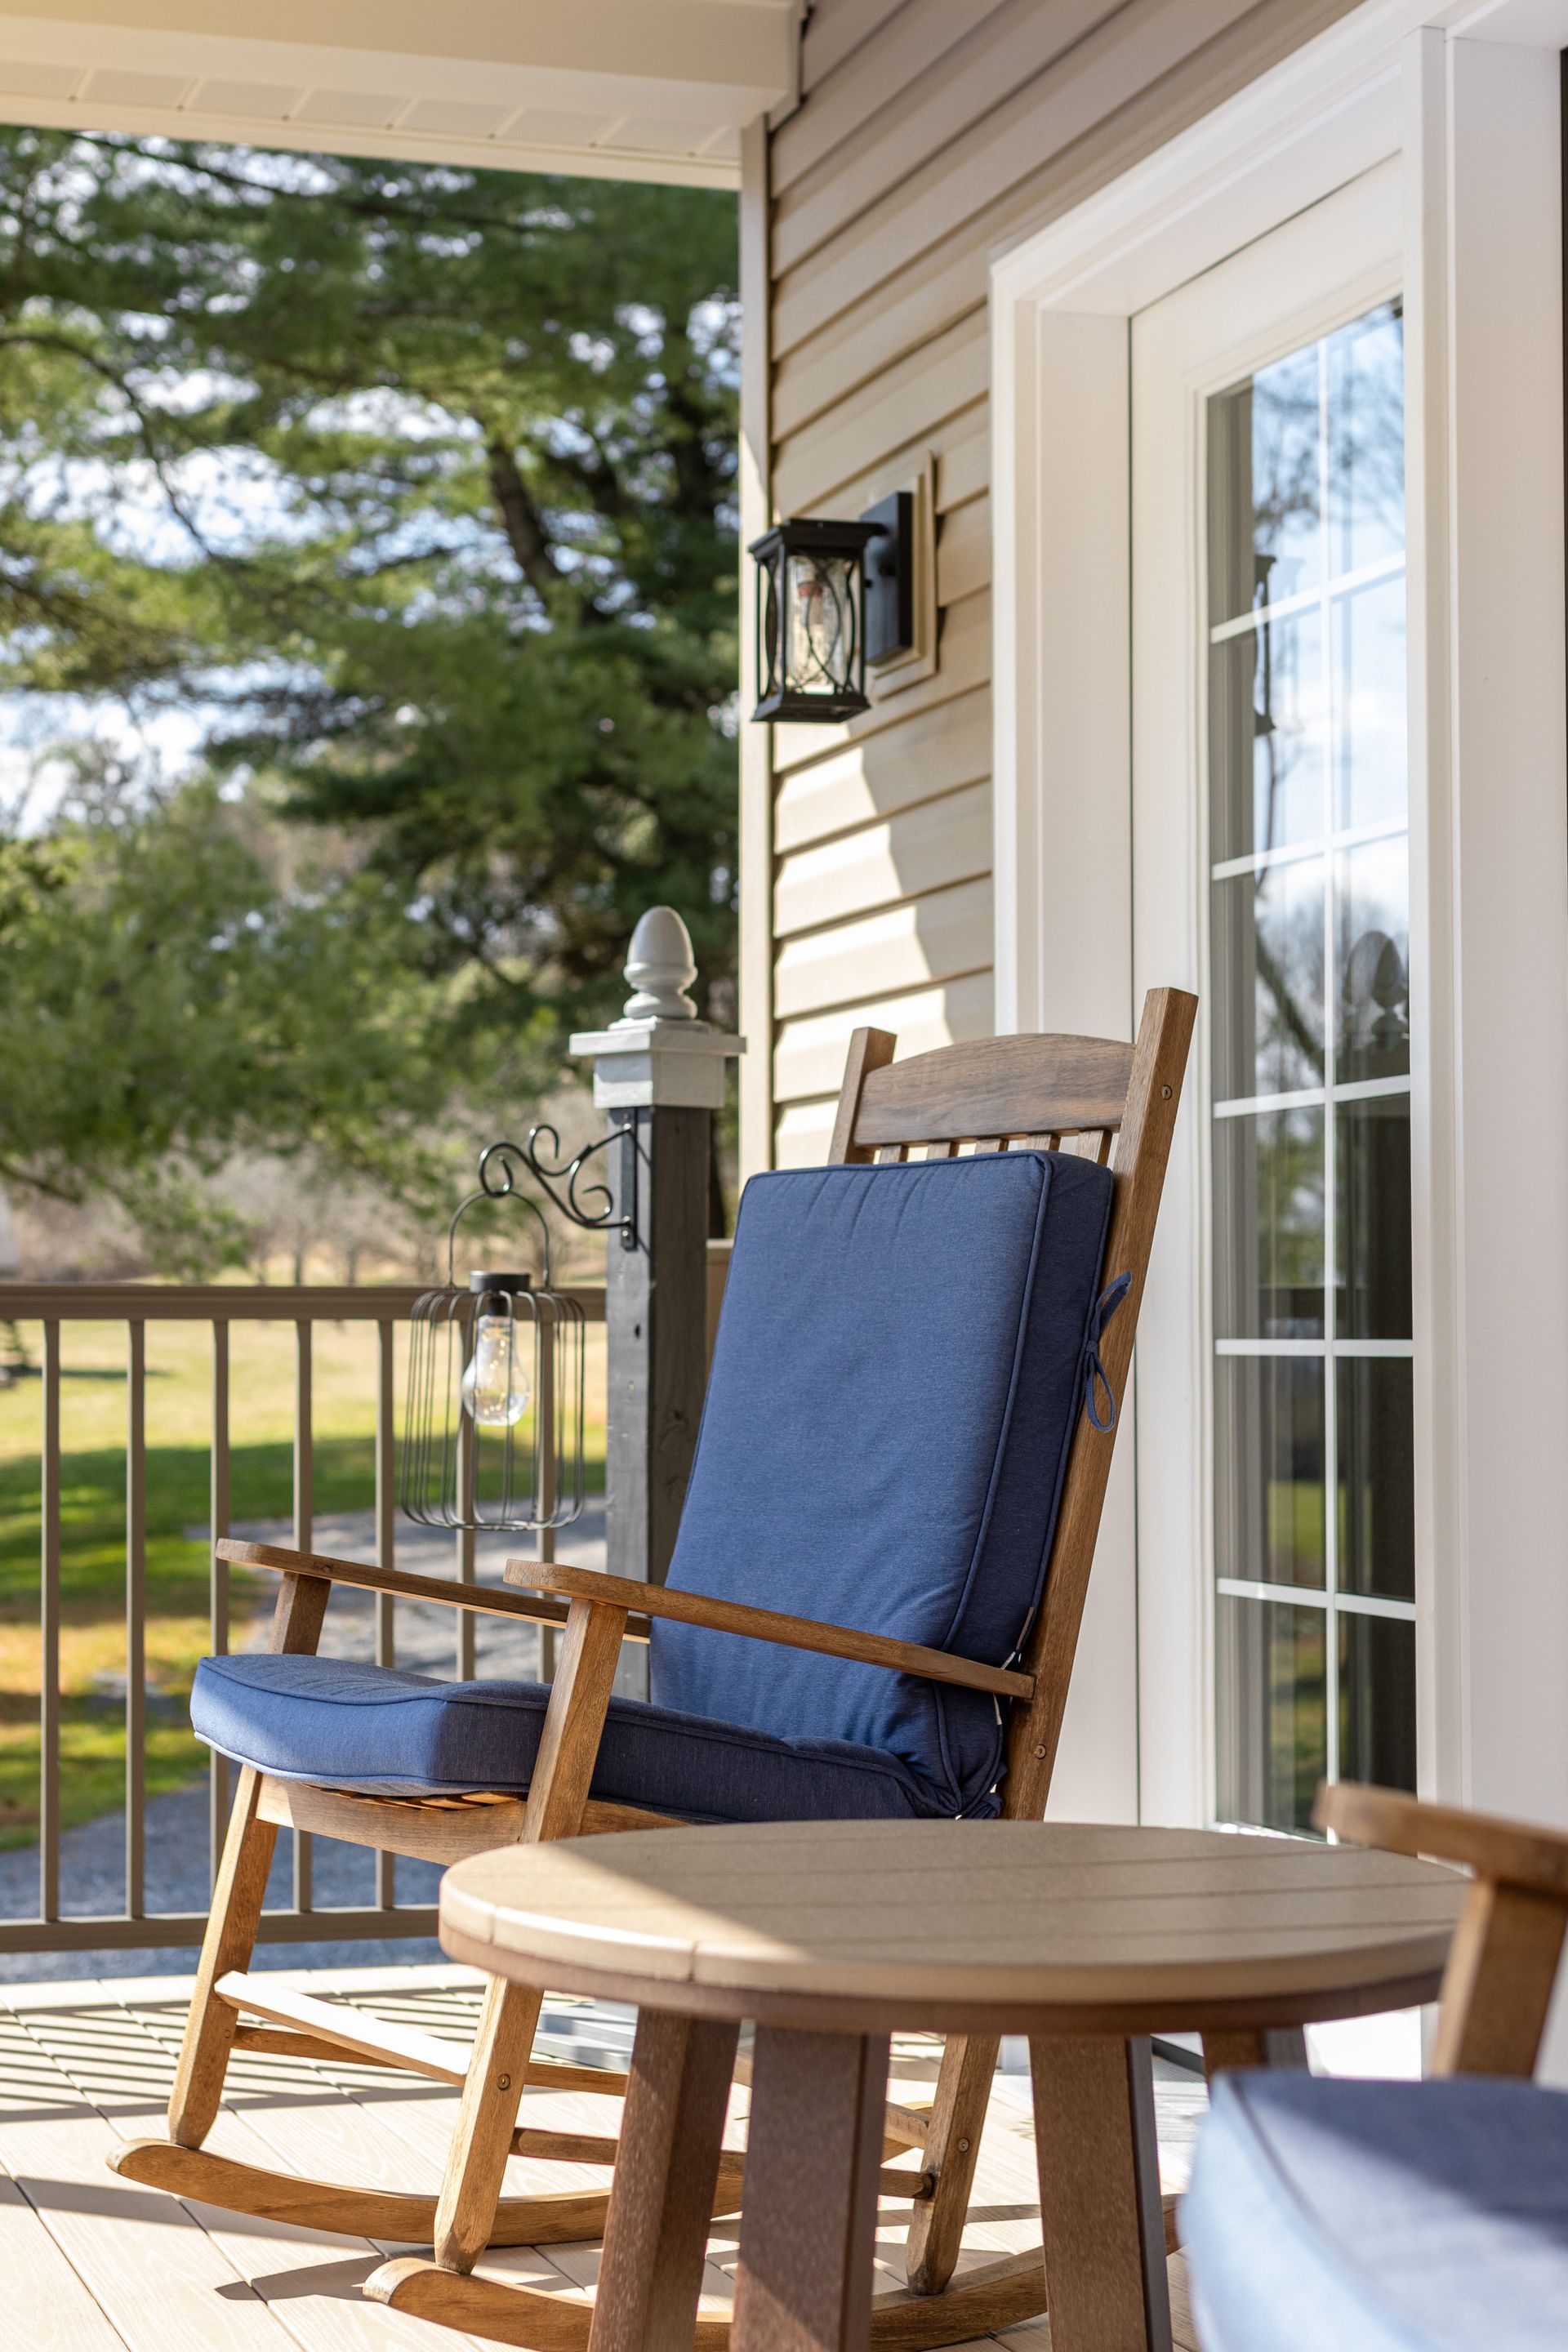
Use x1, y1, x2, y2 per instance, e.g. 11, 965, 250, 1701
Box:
1183, 1780, 1568, 2348
112, 984, 1195, 2350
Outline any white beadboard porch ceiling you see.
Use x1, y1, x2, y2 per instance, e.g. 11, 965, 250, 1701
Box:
0, 1, 800, 184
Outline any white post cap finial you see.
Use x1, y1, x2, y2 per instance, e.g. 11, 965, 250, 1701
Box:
617, 906, 701, 1026
571, 903, 743, 1107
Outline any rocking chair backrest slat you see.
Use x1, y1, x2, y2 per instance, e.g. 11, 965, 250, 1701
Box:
833, 1031, 1138, 1160
827, 992, 1196, 1820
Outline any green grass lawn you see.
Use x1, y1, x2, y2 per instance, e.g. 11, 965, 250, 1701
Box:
0, 1315, 606, 1851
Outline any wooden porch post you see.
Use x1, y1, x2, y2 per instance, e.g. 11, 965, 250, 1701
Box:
571, 907, 744, 1590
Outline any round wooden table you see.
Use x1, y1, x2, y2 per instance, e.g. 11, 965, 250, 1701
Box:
429, 1819, 1464, 2352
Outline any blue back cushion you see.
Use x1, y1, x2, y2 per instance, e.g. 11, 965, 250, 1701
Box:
650, 1150, 1116, 1815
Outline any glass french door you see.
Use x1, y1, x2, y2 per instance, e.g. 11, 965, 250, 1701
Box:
1130, 163, 1415, 1838
1206, 300, 1414, 1832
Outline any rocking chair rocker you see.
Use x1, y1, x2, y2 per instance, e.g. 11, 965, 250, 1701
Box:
111, 985, 1195, 2350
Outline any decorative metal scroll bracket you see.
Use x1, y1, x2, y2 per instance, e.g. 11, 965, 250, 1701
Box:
477, 1129, 638, 1250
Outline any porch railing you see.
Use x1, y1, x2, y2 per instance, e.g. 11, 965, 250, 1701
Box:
0, 1280, 605, 1957
0, 907, 737, 1965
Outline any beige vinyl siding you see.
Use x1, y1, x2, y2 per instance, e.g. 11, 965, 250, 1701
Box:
776, 880, 993, 1021
748, 0, 1364, 1169
773, 686, 989, 856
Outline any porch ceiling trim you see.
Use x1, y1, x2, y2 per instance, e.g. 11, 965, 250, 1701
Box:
0, 1, 800, 185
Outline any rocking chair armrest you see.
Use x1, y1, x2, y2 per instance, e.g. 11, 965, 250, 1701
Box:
216, 1539, 654, 1644
1317, 1780, 1568, 1895
501, 1561, 1036, 1701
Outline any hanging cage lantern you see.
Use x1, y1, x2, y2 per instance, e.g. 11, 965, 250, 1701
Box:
400, 1143, 587, 1533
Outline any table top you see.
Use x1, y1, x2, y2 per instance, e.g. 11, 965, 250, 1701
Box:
439, 1818, 1465, 2035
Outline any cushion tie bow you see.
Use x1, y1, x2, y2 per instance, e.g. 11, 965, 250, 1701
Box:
1083, 1272, 1133, 1433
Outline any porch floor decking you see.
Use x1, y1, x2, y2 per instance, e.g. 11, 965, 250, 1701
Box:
0, 1967, 1205, 2352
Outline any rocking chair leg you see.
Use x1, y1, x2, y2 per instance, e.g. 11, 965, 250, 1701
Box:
434, 1594, 630, 2274
168, 1563, 332, 2149
433, 1976, 546, 2272
168, 1766, 278, 2146
902, 2034, 998, 2296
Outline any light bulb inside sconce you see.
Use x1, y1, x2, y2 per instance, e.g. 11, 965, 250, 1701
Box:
461, 1309, 531, 1427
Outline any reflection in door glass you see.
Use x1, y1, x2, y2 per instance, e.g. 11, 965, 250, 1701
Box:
1215, 1596, 1326, 1834
1209, 342, 1321, 621
1213, 1108, 1325, 1342
1211, 857, 1326, 1098
1335, 1358, 1415, 1601
1335, 839, 1410, 1081
1207, 301, 1414, 1832
1209, 605, 1325, 858
1334, 577, 1406, 830
1215, 1357, 1326, 1592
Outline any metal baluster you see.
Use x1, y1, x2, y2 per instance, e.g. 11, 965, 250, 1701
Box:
292, 1318, 313, 1913
456, 1313, 477, 1679
456, 1535, 478, 1674
538, 1298, 557, 1682
375, 1321, 396, 1912
209, 1322, 230, 1891
125, 1321, 145, 1920
38, 1321, 60, 1925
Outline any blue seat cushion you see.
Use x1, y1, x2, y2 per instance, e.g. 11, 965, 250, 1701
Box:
1183, 2072, 1568, 2352
652, 1149, 1115, 1815
191, 1650, 935, 1824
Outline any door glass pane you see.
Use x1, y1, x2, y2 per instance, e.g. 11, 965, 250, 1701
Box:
1216, 1357, 1325, 1590
1207, 296, 1414, 1830
1337, 1095, 1412, 1339
1334, 575, 1406, 829
1339, 1613, 1417, 1792
1327, 301, 1405, 574
1209, 606, 1325, 860
1336, 838, 1410, 1081
1216, 1595, 1326, 1833
1214, 1107, 1325, 1340
1208, 347, 1321, 623
1212, 856, 1326, 1098
1336, 1359, 1414, 1601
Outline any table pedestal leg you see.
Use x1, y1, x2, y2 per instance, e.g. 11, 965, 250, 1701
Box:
730, 2026, 891, 2352
1029, 2035, 1172, 2352
1201, 2027, 1307, 2081
588, 2009, 740, 2352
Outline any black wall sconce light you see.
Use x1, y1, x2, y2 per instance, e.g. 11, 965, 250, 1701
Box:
748, 491, 915, 722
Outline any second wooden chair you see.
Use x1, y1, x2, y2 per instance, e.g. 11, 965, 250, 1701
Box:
1183, 1779, 1568, 2352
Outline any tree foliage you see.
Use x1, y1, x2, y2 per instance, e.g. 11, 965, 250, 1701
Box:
0, 132, 739, 1255
0, 773, 459, 1272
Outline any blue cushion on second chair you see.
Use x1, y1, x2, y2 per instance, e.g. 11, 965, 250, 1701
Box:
652, 1149, 1115, 1816
1183, 2071, 1568, 2352
191, 1650, 933, 1823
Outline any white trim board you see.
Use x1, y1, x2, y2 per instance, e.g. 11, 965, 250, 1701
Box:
991, 1, 1568, 1862
0, 2, 802, 185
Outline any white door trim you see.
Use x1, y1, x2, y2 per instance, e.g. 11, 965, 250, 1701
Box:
1129, 163, 1405, 1829
991, 1, 1568, 1833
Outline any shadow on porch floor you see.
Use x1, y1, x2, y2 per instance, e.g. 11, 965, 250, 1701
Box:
0, 1965, 1207, 2350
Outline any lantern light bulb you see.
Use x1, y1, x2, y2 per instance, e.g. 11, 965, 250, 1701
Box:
461, 1312, 531, 1427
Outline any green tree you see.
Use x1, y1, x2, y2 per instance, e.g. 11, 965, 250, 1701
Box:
0, 131, 741, 1046
0, 768, 457, 1272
